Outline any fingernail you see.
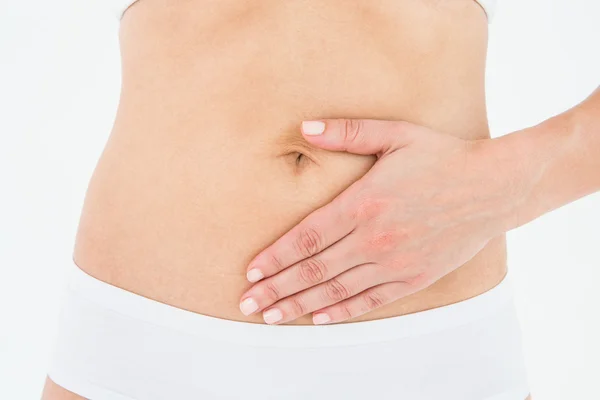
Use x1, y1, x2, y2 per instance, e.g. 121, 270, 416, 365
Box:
246, 268, 264, 282
302, 121, 326, 135
263, 308, 283, 324
240, 297, 259, 315
313, 313, 331, 325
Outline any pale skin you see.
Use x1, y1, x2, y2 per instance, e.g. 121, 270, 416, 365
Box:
41, 1, 596, 397
239, 86, 600, 326
44, 86, 598, 398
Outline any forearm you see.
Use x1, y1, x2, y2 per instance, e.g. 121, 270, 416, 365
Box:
497, 85, 600, 230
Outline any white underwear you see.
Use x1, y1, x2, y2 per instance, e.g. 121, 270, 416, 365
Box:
48, 261, 530, 400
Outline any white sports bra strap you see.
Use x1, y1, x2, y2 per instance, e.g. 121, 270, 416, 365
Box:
475, 0, 498, 22
115, 1, 498, 22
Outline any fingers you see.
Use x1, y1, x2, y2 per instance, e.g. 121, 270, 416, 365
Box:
239, 235, 369, 318
301, 119, 417, 157
253, 263, 390, 325
245, 194, 355, 283
312, 281, 417, 325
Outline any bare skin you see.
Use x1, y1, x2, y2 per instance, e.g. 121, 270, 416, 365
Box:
42, 0, 539, 398
72, 0, 502, 326
239, 88, 600, 325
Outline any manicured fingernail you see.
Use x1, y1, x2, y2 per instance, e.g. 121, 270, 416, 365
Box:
240, 297, 259, 315
313, 313, 331, 325
302, 121, 326, 135
263, 308, 283, 324
246, 268, 264, 283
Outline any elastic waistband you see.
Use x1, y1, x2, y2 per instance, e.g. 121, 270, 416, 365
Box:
68, 260, 515, 348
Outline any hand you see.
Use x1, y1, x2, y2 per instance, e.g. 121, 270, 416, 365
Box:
238, 119, 528, 325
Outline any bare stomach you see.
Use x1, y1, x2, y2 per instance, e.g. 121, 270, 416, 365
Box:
72, 0, 506, 326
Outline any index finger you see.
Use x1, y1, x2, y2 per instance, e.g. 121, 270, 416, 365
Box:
245, 195, 356, 282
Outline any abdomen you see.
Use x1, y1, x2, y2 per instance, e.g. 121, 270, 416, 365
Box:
73, 0, 507, 324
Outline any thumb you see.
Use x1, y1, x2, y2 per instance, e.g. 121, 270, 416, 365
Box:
301, 119, 415, 157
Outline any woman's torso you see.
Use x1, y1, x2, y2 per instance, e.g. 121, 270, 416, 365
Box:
74, 0, 507, 325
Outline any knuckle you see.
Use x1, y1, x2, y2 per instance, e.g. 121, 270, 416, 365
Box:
405, 272, 429, 289
363, 290, 386, 310
342, 119, 364, 144
297, 258, 327, 285
269, 253, 285, 272
262, 281, 281, 302
294, 228, 323, 258
366, 229, 398, 252
324, 278, 350, 302
353, 197, 387, 222
387, 257, 409, 275
339, 303, 353, 320
289, 297, 306, 316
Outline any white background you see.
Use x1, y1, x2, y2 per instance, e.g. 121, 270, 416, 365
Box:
1, 0, 599, 399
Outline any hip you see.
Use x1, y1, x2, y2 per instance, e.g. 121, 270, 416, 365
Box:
47, 259, 529, 400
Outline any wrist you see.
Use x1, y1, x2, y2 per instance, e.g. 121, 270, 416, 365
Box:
490, 109, 583, 231
477, 132, 540, 234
